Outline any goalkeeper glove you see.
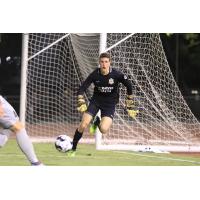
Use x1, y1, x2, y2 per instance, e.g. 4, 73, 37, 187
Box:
127, 109, 139, 119
125, 95, 139, 119
77, 95, 87, 113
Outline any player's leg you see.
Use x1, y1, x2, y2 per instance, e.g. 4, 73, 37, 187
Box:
71, 112, 93, 152
0, 102, 8, 147
89, 103, 115, 134
71, 101, 99, 153
98, 104, 115, 134
99, 117, 113, 134
0, 129, 10, 147
0, 133, 8, 147
11, 122, 43, 165
1, 100, 43, 165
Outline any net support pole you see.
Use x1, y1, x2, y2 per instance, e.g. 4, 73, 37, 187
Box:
20, 33, 29, 126
95, 33, 107, 150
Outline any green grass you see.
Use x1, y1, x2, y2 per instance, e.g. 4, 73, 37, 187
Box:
1, 139, 200, 166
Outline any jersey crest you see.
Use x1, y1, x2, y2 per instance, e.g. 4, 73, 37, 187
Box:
108, 78, 114, 85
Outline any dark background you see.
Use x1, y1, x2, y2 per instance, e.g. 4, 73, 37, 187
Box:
0, 33, 200, 119
0, 34, 21, 114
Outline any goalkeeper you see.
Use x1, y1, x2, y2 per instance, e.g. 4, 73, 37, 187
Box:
69, 52, 138, 156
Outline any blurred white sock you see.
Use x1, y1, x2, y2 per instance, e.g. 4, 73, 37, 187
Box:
16, 128, 39, 164
0, 129, 10, 147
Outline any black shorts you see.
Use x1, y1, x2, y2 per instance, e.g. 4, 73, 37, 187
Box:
86, 100, 116, 119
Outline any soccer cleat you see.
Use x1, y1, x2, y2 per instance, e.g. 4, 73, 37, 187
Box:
31, 161, 44, 166
67, 150, 76, 157
89, 116, 100, 135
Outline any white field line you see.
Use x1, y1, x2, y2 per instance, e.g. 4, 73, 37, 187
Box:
113, 151, 200, 165
0, 151, 200, 165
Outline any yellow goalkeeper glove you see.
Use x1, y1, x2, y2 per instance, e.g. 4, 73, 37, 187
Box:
125, 95, 139, 119
127, 109, 139, 119
77, 95, 87, 113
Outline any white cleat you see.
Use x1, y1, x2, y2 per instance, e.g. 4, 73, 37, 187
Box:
31, 161, 45, 166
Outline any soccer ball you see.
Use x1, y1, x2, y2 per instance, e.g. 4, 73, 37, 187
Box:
55, 134, 73, 152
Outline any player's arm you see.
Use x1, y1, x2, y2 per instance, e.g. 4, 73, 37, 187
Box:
77, 73, 94, 113
119, 73, 139, 119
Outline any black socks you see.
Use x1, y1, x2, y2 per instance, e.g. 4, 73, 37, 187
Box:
72, 129, 83, 151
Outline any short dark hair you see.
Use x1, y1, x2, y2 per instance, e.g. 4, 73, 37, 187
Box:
99, 52, 111, 61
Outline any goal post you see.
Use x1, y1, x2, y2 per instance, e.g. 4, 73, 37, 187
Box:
20, 33, 29, 125
21, 33, 200, 152
95, 33, 107, 150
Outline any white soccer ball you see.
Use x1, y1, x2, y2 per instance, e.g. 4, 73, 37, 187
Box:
55, 134, 72, 152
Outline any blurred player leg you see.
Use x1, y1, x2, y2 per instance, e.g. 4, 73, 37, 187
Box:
89, 115, 101, 134
0, 129, 10, 147
14, 126, 40, 165
0, 96, 43, 165
70, 112, 93, 154
99, 116, 113, 134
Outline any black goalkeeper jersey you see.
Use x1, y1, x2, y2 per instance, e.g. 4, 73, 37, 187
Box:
78, 67, 133, 105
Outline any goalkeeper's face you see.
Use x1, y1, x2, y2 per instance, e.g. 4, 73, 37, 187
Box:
99, 57, 111, 75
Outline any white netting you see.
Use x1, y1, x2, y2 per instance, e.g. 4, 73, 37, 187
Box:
104, 33, 200, 148
24, 33, 200, 150
26, 33, 82, 140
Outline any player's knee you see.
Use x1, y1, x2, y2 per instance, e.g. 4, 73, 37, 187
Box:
99, 124, 109, 134
10, 121, 24, 133
0, 134, 8, 147
79, 121, 89, 132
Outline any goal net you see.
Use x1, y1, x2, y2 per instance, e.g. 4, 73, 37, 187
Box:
21, 33, 200, 152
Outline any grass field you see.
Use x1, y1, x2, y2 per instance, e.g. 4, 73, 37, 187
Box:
1, 139, 200, 166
